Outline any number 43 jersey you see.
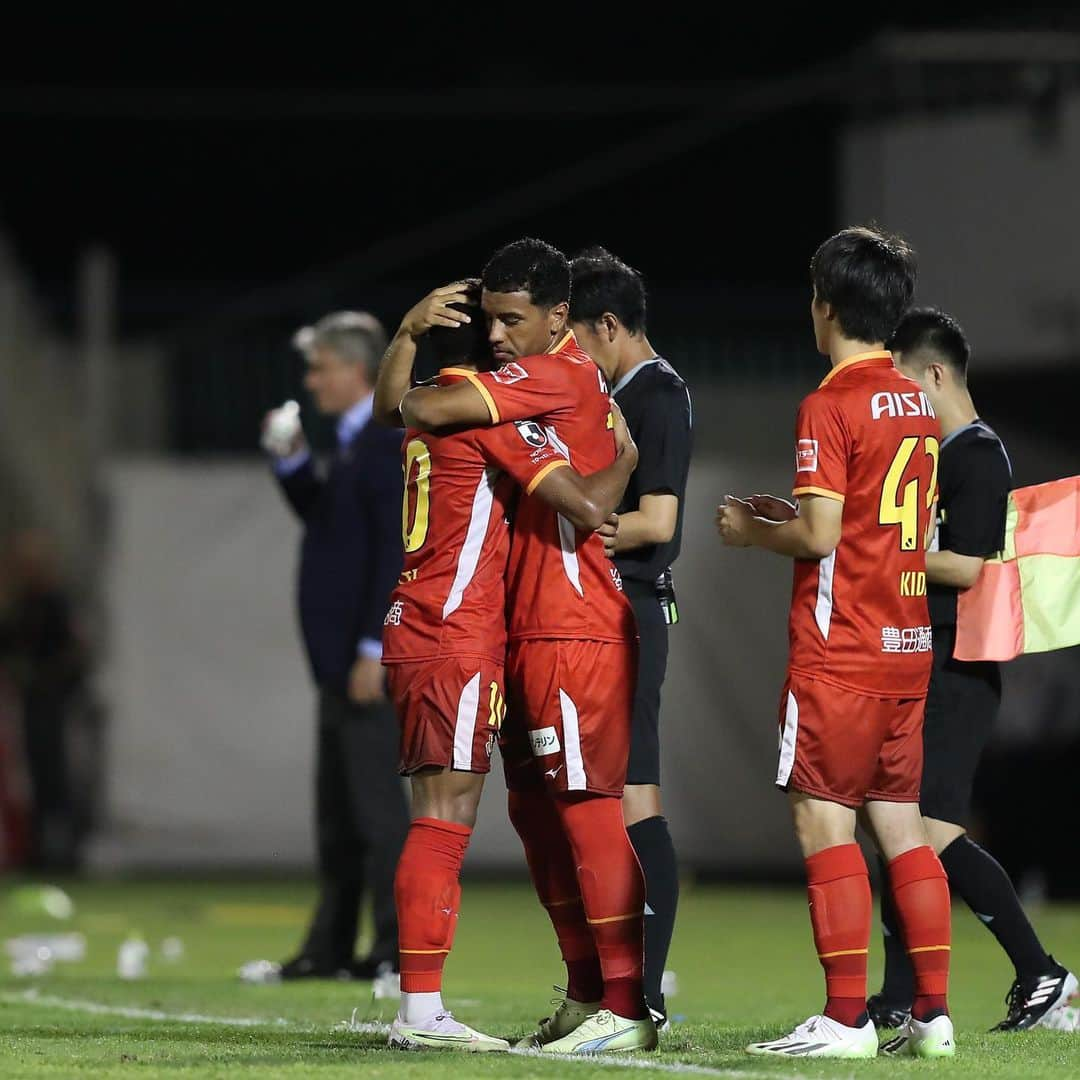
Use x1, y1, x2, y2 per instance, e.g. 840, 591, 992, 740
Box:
381, 368, 569, 666
788, 352, 940, 698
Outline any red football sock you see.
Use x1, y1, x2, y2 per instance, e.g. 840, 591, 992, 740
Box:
805, 843, 871, 1028
394, 817, 471, 994
888, 846, 951, 1021
556, 794, 648, 1021
508, 788, 603, 1003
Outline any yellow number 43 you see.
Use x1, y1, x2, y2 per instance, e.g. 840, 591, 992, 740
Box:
879, 436, 939, 551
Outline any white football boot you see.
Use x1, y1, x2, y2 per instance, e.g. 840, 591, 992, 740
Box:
515, 992, 601, 1049
747, 1014, 877, 1058
388, 1010, 508, 1052
881, 1013, 956, 1057
535, 1008, 658, 1054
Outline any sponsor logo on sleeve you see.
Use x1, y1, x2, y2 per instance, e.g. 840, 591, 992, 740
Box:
383, 600, 404, 627
795, 438, 819, 472
529, 726, 561, 756
515, 420, 549, 448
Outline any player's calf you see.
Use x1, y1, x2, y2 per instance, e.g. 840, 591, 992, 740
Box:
506, 787, 605, 1005
554, 794, 649, 1022
885, 844, 952, 1022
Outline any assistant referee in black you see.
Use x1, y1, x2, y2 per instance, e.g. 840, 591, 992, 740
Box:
870, 308, 1075, 1032
570, 247, 692, 1027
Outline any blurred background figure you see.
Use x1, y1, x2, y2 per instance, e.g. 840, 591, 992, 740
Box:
0, 529, 92, 871
262, 312, 409, 980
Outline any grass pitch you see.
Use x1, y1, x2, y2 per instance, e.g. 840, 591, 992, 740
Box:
1, 877, 1077, 1078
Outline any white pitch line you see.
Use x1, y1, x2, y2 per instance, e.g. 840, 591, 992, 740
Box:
511, 1047, 815, 1080
3, 992, 816, 1079
0, 989, 306, 1029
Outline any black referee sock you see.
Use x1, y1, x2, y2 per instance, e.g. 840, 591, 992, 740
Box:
939, 834, 1053, 979
877, 856, 915, 1006
627, 815, 679, 1015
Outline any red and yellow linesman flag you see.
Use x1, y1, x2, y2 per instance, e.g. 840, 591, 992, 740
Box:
955, 476, 1080, 661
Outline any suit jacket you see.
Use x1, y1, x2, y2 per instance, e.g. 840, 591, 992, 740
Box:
276, 422, 403, 694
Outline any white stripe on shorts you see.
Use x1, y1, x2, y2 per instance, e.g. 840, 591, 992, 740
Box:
558, 688, 587, 791
777, 689, 799, 786
453, 672, 482, 770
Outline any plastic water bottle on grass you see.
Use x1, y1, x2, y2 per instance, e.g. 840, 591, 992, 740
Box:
117, 933, 149, 979
161, 937, 184, 963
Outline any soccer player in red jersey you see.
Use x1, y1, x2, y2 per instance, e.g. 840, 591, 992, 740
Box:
400, 239, 657, 1054
372, 278, 639, 1052
718, 227, 954, 1059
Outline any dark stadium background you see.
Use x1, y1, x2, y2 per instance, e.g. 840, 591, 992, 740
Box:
5, 6, 1070, 332
1, 6, 1077, 890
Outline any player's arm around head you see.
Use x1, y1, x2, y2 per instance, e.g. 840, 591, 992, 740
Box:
401, 238, 572, 432
377, 282, 479, 428
717, 492, 841, 561
399, 375, 494, 431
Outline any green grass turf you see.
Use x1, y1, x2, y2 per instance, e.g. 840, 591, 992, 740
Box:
1, 877, 1077, 1078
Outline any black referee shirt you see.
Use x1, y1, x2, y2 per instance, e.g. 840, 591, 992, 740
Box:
929, 418, 1012, 628
613, 357, 693, 585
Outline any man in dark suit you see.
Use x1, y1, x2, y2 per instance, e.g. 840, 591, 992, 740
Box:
264, 311, 409, 980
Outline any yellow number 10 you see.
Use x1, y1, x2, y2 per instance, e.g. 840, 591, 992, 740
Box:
402, 438, 432, 553
879, 436, 939, 551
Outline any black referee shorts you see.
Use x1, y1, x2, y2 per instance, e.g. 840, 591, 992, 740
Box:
919, 625, 1002, 828
625, 579, 670, 787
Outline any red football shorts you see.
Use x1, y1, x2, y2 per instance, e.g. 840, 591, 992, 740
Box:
386, 657, 505, 776
500, 638, 636, 797
776, 673, 925, 807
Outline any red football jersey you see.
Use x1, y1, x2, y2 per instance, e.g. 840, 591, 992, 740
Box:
382, 369, 577, 663
461, 332, 637, 644
787, 351, 940, 698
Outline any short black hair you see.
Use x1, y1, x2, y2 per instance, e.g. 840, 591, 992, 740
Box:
428, 278, 491, 369
810, 225, 916, 345
569, 246, 647, 335
481, 238, 570, 310
888, 306, 971, 376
